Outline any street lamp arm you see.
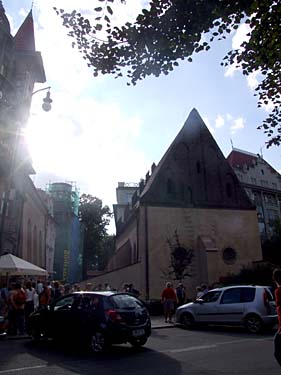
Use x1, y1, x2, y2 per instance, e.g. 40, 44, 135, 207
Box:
31, 86, 51, 96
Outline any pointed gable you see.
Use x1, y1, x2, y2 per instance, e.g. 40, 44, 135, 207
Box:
14, 10, 35, 51
140, 108, 254, 210
0, 1, 10, 34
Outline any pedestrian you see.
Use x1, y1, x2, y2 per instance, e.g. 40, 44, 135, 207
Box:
161, 282, 178, 323
201, 284, 209, 295
9, 282, 26, 335
53, 281, 62, 301
196, 286, 204, 299
24, 281, 35, 334
39, 283, 51, 307
127, 283, 140, 298
273, 268, 281, 366
104, 282, 111, 291
176, 283, 186, 306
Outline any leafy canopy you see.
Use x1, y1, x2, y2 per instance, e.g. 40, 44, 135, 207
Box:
55, 0, 281, 147
79, 194, 112, 275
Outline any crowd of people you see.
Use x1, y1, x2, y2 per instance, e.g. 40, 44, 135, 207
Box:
161, 282, 208, 323
0, 279, 82, 336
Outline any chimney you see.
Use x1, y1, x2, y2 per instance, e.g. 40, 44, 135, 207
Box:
151, 162, 156, 174
139, 179, 145, 193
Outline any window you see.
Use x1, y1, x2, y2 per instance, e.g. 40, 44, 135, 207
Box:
167, 178, 175, 195
222, 247, 237, 265
201, 291, 221, 303
54, 295, 75, 311
196, 161, 201, 174
241, 288, 255, 303
272, 183, 277, 189
261, 169, 264, 175
251, 178, 257, 185
226, 183, 232, 198
221, 288, 241, 304
27, 219, 32, 261
261, 180, 268, 187
110, 294, 143, 309
33, 225, 38, 264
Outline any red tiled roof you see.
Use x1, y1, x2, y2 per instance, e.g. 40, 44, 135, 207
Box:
227, 150, 257, 169
14, 10, 35, 51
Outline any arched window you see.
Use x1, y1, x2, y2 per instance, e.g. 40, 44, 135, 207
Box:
226, 183, 232, 198
33, 225, 37, 264
39, 231, 43, 267
27, 219, 32, 261
167, 178, 175, 194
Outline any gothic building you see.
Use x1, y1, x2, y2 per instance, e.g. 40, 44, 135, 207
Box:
83, 109, 262, 299
0, 3, 51, 271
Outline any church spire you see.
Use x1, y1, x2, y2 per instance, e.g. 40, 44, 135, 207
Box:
14, 10, 35, 51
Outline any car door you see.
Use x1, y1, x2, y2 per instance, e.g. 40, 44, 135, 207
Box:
191, 291, 222, 323
50, 294, 80, 339
216, 287, 244, 323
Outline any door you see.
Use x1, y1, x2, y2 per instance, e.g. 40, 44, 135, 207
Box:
216, 287, 244, 323
191, 290, 222, 323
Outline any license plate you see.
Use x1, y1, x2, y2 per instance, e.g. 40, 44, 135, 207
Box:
132, 329, 145, 337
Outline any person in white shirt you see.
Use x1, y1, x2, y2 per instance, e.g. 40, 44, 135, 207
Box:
24, 281, 36, 334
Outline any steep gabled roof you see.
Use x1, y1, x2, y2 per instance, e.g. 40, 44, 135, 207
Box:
14, 10, 35, 51
139, 108, 253, 210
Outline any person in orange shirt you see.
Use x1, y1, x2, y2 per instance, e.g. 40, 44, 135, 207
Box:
161, 282, 178, 323
273, 268, 281, 367
39, 283, 51, 307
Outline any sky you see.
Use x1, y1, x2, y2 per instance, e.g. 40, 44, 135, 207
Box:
5, 0, 281, 234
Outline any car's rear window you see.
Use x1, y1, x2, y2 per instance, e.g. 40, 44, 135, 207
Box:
110, 294, 143, 309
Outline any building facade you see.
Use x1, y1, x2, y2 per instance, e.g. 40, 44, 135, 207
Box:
0, 4, 48, 268
81, 109, 262, 299
227, 148, 281, 242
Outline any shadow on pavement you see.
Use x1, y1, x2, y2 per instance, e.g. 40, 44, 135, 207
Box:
0, 338, 182, 375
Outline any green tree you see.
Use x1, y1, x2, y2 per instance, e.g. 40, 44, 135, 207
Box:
79, 194, 112, 279
56, 0, 281, 147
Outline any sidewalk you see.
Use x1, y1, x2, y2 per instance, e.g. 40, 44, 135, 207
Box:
150, 316, 177, 329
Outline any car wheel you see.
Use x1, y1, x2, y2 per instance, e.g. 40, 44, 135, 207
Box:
89, 332, 107, 353
130, 336, 148, 348
181, 313, 195, 329
244, 314, 263, 333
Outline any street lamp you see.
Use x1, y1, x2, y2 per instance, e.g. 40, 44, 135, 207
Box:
31, 86, 53, 112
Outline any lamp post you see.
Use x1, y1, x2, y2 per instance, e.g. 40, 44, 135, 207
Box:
0, 86, 53, 255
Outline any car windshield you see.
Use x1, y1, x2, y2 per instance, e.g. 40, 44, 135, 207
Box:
110, 294, 143, 310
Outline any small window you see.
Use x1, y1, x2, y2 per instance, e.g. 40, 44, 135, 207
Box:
110, 294, 143, 309
261, 169, 264, 175
196, 161, 201, 174
251, 178, 257, 184
167, 178, 175, 195
222, 247, 237, 265
241, 288, 255, 303
226, 183, 232, 198
221, 288, 241, 304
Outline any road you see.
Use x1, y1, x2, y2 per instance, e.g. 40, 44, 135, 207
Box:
0, 326, 280, 375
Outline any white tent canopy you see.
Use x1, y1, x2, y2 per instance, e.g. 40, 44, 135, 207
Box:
0, 253, 48, 276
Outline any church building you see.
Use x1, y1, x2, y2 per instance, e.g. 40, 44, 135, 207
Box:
82, 109, 262, 299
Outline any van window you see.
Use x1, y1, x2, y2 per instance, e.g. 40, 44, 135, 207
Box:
241, 288, 255, 303
221, 288, 241, 304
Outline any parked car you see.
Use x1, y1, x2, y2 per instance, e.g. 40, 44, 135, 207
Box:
176, 285, 277, 333
28, 291, 151, 352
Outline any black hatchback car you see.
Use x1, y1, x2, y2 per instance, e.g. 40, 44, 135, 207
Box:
28, 291, 151, 352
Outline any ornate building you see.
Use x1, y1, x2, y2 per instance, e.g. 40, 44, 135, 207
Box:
0, 4, 50, 270
82, 109, 262, 299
